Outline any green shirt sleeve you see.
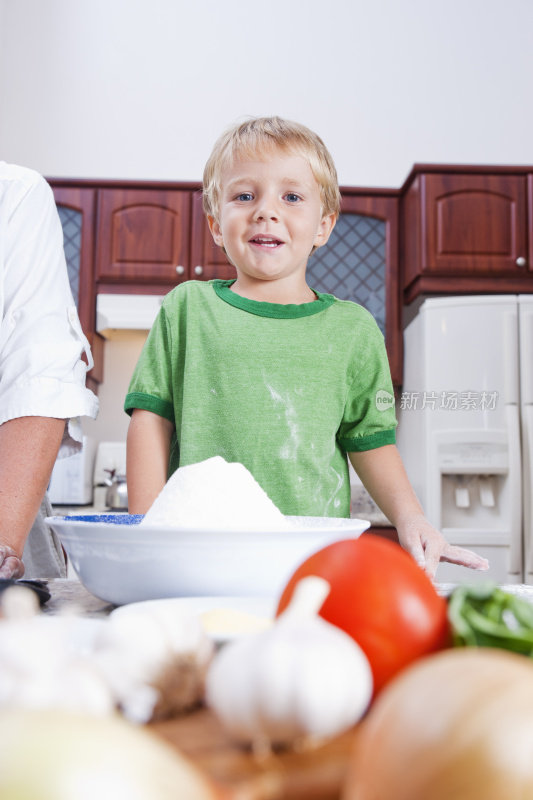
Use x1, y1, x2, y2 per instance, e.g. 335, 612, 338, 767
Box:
124, 303, 175, 423
337, 315, 397, 452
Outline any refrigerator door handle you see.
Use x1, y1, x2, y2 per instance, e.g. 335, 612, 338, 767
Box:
523, 405, 533, 577
519, 300, 533, 404
506, 404, 523, 575
504, 309, 520, 404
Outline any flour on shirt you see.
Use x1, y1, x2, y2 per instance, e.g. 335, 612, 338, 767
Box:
140, 456, 292, 530
323, 466, 345, 515
264, 378, 300, 461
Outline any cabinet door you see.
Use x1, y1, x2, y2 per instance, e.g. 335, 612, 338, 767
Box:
305, 194, 401, 384
190, 192, 237, 281
96, 189, 191, 285
51, 186, 103, 390
529, 174, 533, 273
422, 173, 528, 274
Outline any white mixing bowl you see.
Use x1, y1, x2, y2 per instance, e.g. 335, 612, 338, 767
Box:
46, 514, 370, 605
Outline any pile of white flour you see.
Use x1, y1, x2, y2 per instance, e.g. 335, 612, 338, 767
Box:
140, 456, 292, 530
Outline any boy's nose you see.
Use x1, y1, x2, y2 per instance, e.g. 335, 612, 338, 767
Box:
254, 197, 279, 222
255, 209, 278, 222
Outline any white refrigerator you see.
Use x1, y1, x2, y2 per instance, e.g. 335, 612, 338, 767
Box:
397, 295, 533, 584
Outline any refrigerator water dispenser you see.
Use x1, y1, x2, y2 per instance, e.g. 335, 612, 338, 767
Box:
430, 432, 511, 534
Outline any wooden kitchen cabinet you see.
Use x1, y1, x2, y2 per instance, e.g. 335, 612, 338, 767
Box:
93, 185, 237, 291
402, 166, 533, 303
51, 185, 103, 392
95, 188, 192, 287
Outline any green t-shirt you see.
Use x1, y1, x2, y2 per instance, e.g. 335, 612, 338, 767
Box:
125, 280, 397, 518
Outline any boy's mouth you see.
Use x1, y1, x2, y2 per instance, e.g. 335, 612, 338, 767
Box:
249, 235, 284, 249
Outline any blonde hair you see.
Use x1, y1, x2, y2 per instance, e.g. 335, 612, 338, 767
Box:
202, 116, 341, 222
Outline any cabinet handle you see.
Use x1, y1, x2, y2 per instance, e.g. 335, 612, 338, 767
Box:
516, 257, 527, 268
194, 265, 203, 276
175, 265, 185, 275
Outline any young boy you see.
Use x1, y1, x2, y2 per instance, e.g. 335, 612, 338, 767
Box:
125, 116, 488, 579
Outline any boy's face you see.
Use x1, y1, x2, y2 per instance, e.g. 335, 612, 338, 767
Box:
208, 150, 335, 289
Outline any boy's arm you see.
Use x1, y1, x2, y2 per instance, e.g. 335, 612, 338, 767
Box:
348, 444, 489, 578
126, 409, 174, 514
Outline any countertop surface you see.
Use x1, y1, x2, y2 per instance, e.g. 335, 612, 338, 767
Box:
350, 484, 392, 527
44, 578, 533, 615
42, 578, 115, 616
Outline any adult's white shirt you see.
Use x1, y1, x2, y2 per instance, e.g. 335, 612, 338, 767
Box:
0, 162, 99, 578
0, 162, 98, 447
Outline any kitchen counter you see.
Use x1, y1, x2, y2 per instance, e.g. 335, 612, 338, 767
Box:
350, 484, 391, 527
42, 579, 115, 616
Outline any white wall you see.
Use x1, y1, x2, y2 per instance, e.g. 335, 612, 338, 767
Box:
82, 332, 147, 444
1, 0, 533, 189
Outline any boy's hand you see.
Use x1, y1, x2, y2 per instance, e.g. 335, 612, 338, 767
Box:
396, 513, 490, 580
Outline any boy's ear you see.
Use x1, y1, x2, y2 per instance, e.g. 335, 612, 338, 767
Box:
207, 215, 224, 247
314, 213, 337, 249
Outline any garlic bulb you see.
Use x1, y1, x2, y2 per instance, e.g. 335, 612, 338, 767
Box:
0, 587, 114, 716
0, 586, 214, 724
205, 576, 373, 749
93, 605, 214, 722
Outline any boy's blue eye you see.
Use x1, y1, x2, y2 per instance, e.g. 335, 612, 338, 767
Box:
285, 193, 301, 203
236, 192, 253, 201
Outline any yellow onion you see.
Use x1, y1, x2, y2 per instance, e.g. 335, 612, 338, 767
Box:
0, 709, 218, 800
343, 648, 533, 800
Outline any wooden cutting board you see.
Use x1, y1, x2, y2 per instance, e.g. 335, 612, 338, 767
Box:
151, 706, 362, 800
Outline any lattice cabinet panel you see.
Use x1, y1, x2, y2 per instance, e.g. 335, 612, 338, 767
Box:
57, 205, 83, 306
307, 213, 387, 335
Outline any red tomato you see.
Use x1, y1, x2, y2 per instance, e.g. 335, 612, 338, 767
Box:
276, 535, 450, 694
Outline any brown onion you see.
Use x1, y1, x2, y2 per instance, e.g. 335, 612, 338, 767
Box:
343, 648, 533, 800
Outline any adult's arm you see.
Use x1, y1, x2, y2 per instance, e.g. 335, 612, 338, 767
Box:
0, 416, 65, 577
